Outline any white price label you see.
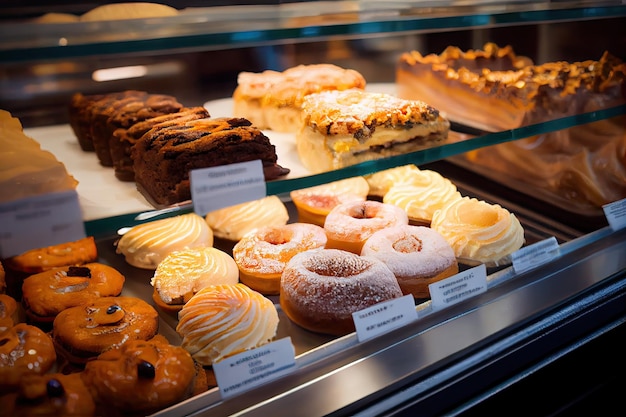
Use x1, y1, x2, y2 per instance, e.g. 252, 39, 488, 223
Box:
0, 190, 85, 258
213, 338, 296, 398
430, 264, 488, 311
190, 160, 266, 216
603, 198, 626, 231
511, 236, 560, 274
353, 294, 418, 342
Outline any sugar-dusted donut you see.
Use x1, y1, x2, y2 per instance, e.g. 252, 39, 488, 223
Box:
280, 249, 403, 336
233, 223, 327, 294
324, 200, 408, 254
82, 335, 197, 415
361, 225, 459, 298
0, 323, 56, 392
52, 296, 159, 365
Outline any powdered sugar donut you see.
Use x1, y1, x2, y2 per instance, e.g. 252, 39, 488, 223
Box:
280, 249, 403, 335
324, 200, 408, 254
361, 225, 459, 298
233, 223, 327, 295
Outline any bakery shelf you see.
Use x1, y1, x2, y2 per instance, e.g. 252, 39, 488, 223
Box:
1, 2, 625, 63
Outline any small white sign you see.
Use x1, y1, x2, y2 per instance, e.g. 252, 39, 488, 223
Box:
190, 160, 266, 216
430, 264, 488, 311
353, 294, 418, 342
603, 198, 626, 231
511, 236, 560, 274
213, 337, 296, 398
0, 190, 85, 259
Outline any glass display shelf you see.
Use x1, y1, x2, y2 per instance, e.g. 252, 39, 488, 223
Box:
1, 1, 624, 63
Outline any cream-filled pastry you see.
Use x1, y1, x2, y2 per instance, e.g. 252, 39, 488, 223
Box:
364, 164, 422, 198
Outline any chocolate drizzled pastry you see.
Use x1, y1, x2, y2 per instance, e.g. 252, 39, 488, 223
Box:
132, 117, 290, 207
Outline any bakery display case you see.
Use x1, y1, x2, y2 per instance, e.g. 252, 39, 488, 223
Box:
1, 1, 625, 416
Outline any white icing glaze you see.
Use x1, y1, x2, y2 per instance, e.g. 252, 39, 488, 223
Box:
233, 223, 327, 276
431, 197, 525, 266
205, 196, 289, 241
361, 225, 456, 279
324, 200, 408, 242
176, 284, 278, 365
280, 249, 402, 318
383, 169, 462, 223
116, 213, 213, 270
151, 247, 239, 303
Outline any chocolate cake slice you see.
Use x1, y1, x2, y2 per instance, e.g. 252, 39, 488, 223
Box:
132, 117, 290, 207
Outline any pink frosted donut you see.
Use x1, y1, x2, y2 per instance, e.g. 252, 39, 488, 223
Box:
280, 249, 403, 335
323, 200, 408, 254
361, 225, 459, 299
233, 223, 327, 295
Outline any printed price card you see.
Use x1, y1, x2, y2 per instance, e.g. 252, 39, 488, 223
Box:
603, 198, 626, 231
511, 236, 560, 274
353, 294, 418, 342
213, 337, 296, 398
430, 264, 488, 311
190, 160, 266, 215
0, 190, 85, 259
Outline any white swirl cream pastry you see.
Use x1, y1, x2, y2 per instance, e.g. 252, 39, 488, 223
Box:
364, 164, 421, 198
205, 195, 289, 241
176, 284, 279, 365
116, 213, 213, 269
150, 247, 239, 313
383, 169, 462, 225
430, 197, 525, 267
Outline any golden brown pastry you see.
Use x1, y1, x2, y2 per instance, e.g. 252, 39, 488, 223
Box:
176, 284, 279, 366
324, 200, 409, 254
233, 63, 366, 132
205, 195, 289, 241
430, 197, 525, 267
52, 296, 159, 365
232, 223, 327, 295
0, 323, 56, 392
290, 176, 370, 226
0, 294, 19, 331
361, 225, 459, 298
82, 335, 196, 415
296, 89, 449, 173
21, 263, 125, 328
364, 164, 422, 198
1, 373, 96, 417
151, 247, 239, 313
280, 249, 403, 335
382, 169, 462, 225
116, 213, 214, 269
0, 262, 6, 294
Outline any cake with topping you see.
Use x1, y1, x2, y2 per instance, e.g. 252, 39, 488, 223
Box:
296, 89, 450, 173
132, 117, 290, 207
233, 63, 366, 132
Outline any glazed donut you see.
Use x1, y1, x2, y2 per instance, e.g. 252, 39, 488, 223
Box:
232, 223, 327, 294
324, 200, 408, 254
0, 294, 18, 331
2, 373, 96, 417
430, 197, 525, 267
361, 225, 459, 298
0, 323, 57, 392
21, 263, 125, 328
116, 213, 213, 269
82, 335, 196, 414
176, 284, 279, 366
290, 176, 369, 226
280, 249, 403, 336
151, 247, 239, 314
52, 296, 159, 365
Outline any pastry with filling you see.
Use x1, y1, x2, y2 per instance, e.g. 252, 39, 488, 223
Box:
296, 89, 449, 173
